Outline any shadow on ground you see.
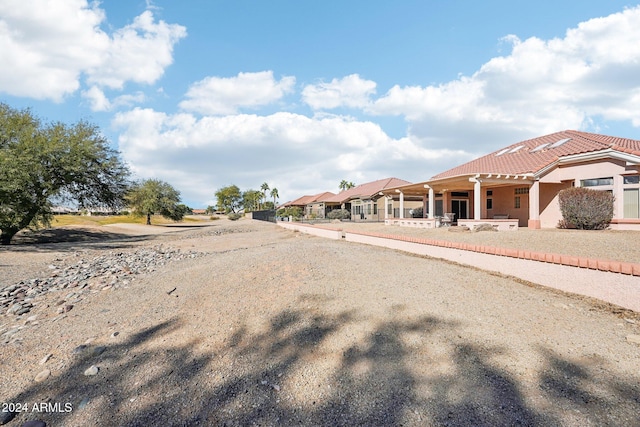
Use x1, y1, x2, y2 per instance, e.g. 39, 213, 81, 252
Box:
3, 302, 639, 426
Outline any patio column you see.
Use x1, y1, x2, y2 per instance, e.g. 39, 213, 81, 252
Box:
528, 180, 541, 229
384, 196, 390, 219
473, 179, 481, 220
397, 190, 405, 219
422, 194, 427, 218
426, 186, 435, 219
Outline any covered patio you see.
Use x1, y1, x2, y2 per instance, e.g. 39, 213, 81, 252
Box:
380, 174, 529, 231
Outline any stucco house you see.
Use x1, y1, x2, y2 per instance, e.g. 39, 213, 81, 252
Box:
281, 192, 336, 218
317, 177, 422, 221
382, 130, 640, 230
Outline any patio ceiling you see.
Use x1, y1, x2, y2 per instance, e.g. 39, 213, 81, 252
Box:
381, 173, 535, 196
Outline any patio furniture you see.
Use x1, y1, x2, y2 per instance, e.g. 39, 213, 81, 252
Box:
441, 212, 455, 227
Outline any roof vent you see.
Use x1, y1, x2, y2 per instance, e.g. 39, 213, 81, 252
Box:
549, 138, 571, 148
495, 148, 510, 156
530, 143, 550, 153
508, 145, 524, 153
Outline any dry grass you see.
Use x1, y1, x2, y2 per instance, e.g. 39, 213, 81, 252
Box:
51, 214, 201, 227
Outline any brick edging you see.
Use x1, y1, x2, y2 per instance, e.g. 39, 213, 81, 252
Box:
341, 229, 640, 277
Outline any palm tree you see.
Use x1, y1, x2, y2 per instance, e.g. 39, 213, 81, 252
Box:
260, 182, 270, 210
339, 180, 355, 191
270, 187, 279, 209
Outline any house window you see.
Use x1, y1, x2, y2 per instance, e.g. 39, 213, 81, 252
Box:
624, 175, 640, 185
373, 204, 377, 215
514, 196, 521, 209
515, 187, 529, 195
581, 177, 613, 187
624, 189, 639, 218
367, 204, 371, 215
486, 198, 493, 210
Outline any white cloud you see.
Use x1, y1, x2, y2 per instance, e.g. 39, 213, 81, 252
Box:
179, 71, 296, 115
368, 6, 640, 150
302, 74, 377, 110
0, 1, 185, 101
113, 108, 461, 206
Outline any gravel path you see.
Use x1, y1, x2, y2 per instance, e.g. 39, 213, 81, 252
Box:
1, 219, 639, 426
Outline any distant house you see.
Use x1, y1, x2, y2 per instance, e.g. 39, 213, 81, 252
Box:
281, 192, 336, 218
52, 206, 79, 215
318, 177, 422, 221
383, 130, 640, 230
191, 209, 207, 215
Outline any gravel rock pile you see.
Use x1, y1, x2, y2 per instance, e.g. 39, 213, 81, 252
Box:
0, 245, 207, 322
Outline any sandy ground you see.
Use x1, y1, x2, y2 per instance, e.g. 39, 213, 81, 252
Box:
1, 219, 639, 426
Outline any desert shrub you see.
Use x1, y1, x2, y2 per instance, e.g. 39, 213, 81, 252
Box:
411, 207, 424, 218
558, 187, 613, 230
209, 216, 220, 220
278, 206, 302, 219
327, 209, 351, 220
227, 213, 242, 221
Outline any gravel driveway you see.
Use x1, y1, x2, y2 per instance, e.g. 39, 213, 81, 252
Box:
1, 219, 639, 426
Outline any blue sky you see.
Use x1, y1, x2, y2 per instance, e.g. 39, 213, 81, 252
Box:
2, 1, 640, 208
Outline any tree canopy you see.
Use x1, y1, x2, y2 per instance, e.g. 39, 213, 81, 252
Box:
126, 179, 189, 225
0, 103, 130, 244
339, 180, 355, 191
215, 185, 242, 213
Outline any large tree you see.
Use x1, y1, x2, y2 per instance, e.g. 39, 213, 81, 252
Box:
0, 104, 130, 245
242, 189, 262, 212
126, 179, 188, 225
215, 185, 242, 213
270, 187, 279, 207
260, 182, 270, 210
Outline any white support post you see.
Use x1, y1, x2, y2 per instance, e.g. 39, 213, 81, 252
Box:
428, 186, 435, 219
384, 196, 390, 219
528, 180, 541, 229
473, 179, 481, 220
399, 191, 404, 219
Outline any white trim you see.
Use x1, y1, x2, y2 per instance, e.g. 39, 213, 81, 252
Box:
536, 149, 640, 178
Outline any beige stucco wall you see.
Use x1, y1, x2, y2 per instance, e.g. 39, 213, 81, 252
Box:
478, 185, 530, 227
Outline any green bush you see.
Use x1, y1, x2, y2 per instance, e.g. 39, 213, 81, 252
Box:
327, 209, 351, 220
558, 187, 613, 230
227, 213, 242, 221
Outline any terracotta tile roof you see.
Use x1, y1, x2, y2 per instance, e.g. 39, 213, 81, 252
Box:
432, 130, 640, 179
284, 191, 336, 207
323, 177, 412, 203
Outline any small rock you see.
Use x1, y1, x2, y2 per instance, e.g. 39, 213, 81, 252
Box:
84, 365, 99, 376
39, 353, 53, 365
16, 307, 31, 316
72, 344, 89, 355
78, 397, 90, 409
626, 334, 640, 345
111, 331, 120, 338
21, 420, 47, 427
34, 369, 51, 382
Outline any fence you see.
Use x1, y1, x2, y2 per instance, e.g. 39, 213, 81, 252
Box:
251, 209, 276, 223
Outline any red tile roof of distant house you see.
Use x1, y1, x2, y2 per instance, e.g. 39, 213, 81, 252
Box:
323, 177, 412, 203
433, 130, 640, 179
284, 191, 336, 207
